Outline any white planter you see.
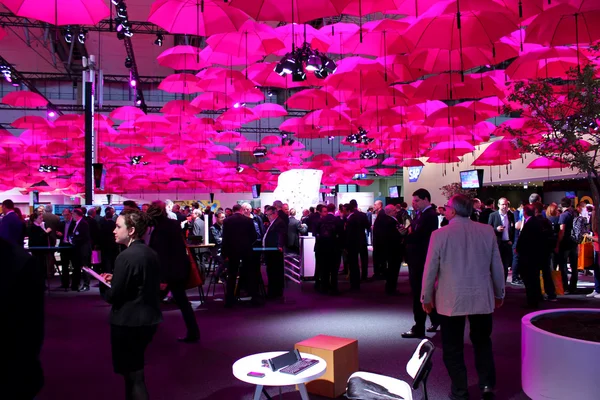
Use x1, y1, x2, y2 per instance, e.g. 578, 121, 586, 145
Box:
522, 309, 600, 400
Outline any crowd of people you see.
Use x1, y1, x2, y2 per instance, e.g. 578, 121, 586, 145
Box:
1, 190, 597, 400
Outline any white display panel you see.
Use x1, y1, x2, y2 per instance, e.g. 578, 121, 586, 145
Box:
272, 169, 323, 211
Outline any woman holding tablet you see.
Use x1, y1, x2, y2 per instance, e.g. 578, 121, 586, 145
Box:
100, 209, 162, 400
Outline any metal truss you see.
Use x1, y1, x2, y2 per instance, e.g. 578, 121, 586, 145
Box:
0, 55, 64, 115
19, 71, 164, 85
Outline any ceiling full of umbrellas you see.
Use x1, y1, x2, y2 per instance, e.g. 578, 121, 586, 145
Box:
0, 0, 598, 196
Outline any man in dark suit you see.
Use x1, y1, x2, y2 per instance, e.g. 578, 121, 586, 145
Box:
314, 203, 344, 294
99, 210, 118, 274
349, 199, 370, 280
488, 198, 515, 281
0, 199, 25, 246
516, 205, 546, 308
222, 204, 259, 307
70, 208, 92, 292
57, 208, 76, 290
147, 202, 200, 342
263, 206, 287, 299
383, 205, 406, 295
345, 202, 370, 289
0, 237, 45, 400
402, 188, 440, 338
479, 198, 495, 226
372, 201, 390, 281
43, 204, 60, 244
306, 205, 323, 235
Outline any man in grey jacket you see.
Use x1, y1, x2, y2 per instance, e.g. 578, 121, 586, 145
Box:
421, 194, 505, 400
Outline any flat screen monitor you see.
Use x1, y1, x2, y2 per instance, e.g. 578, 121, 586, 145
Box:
565, 191, 576, 199
460, 169, 484, 189
389, 186, 399, 198
408, 166, 423, 183
252, 184, 261, 199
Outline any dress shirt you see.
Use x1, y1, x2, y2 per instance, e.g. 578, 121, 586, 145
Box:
262, 217, 277, 247
63, 219, 72, 243
500, 212, 509, 241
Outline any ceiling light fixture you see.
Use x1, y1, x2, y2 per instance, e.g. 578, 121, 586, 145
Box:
252, 146, 267, 158
235, 165, 244, 173
64, 26, 73, 43
360, 149, 378, 160
38, 165, 59, 173
274, 42, 336, 80
78, 29, 88, 44
154, 33, 163, 46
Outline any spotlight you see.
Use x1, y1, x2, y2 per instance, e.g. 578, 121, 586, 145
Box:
346, 133, 359, 144
135, 93, 142, 106
322, 58, 337, 74
328, 135, 334, 141
305, 53, 322, 72
11, 78, 20, 87
111, 0, 120, 4
235, 166, 244, 173
314, 68, 329, 79
130, 155, 148, 165
130, 79, 136, 87
117, 31, 125, 40
65, 26, 73, 43
281, 132, 288, 139
125, 57, 132, 68
47, 110, 56, 118
359, 149, 378, 160
154, 33, 163, 46
252, 146, 267, 158
38, 165, 59, 173
291, 68, 306, 82
116, 2, 127, 18
267, 89, 273, 97
78, 29, 88, 44
124, 28, 133, 38
274, 53, 297, 76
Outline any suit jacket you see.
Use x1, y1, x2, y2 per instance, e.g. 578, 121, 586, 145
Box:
148, 216, 190, 283
98, 218, 118, 255
422, 217, 505, 316
263, 216, 287, 249
43, 212, 60, 244
315, 213, 345, 251
222, 213, 256, 258
59, 218, 76, 246
306, 212, 321, 235
0, 238, 44, 399
373, 212, 393, 255
0, 211, 25, 247
85, 216, 100, 247
287, 216, 301, 249
405, 207, 439, 268
488, 210, 515, 243
384, 216, 404, 260
345, 211, 369, 249
100, 240, 162, 327
71, 219, 92, 264
28, 224, 50, 248
516, 216, 546, 269
479, 208, 494, 226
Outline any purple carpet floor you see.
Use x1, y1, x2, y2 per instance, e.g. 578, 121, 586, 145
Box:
38, 270, 600, 400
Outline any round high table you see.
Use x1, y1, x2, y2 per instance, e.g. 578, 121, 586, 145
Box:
232, 351, 326, 400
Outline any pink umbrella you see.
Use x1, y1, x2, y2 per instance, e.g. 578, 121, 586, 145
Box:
160, 100, 200, 116
426, 140, 475, 158
505, 46, 590, 80
109, 106, 145, 121
206, 20, 284, 59
225, 0, 352, 23
399, 158, 425, 167
527, 157, 570, 169
234, 141, 260, 152
190, 92, 231, 110
157, 45, 209, 70
1, 91, 48, 108
244, 62, 323, 89
199, 45, 263, 66
377, 55, 421, 83
12, 116, 54, 129
148, 0, 250, 36
159, 73, 203, 94
215, 131, 245, 143
2, 0, 109, 25
261, 135, 282, 145
274, 24, 331, 56
321, 22, 361, 54
195, 68, 256, 94
286, 88, 339, 110
252, 103, 288, 119
381, 0, 438, 17
341, 19, 413, 57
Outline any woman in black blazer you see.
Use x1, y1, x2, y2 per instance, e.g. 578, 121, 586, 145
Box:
100, 210, 162, 400
28, 211, 52, 284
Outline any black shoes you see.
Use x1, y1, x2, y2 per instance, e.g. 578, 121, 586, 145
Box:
401, 329, 425, 339
481, 386, 495, 399
177, 336, 200, 344
78, 285, 90, 292
426, 324, 439, 333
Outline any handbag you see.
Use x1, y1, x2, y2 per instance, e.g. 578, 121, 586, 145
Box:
185, 246, 204, 289
551, 269, 564, 295
577, 236, 594, 270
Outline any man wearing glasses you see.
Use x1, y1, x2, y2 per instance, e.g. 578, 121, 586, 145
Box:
488, 198, 515, 281
422, 194, 505, 400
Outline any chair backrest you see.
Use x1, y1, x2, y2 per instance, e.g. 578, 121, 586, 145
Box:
406, 338, 435, 390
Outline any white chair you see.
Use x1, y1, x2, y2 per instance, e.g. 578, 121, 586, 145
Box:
345, 339, 435, 400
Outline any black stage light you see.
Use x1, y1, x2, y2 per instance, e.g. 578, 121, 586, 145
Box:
116, 2, 127, 18
253, 146, 267, 158
305, 53, 322, 72
78, 29, 88, 44
322, 57, 337, 74
291, 68, 306, 82
65, 26, 73, 43
235, 165, 244, 173
125, 57, 132, 68
154, 34, 164, 46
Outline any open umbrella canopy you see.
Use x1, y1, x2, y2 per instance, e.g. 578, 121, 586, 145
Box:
225, 0, 352, 23
1, 0, 109, 25
2, 91, 48, 108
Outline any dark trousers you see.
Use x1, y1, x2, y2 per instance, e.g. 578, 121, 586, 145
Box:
60, 248, 73, 287
168, 281, 199, 338
316, 249, 340, 293
71, 252, 90, 289
265, 251, 284, 297
225, 254, 250, 305
409, 264, 438, 331
558, 245, 579, 292
439, 313, 496, 400
385, 253, 402, 294
498, 241, 513, 281
101, 249, 117, 274
372, 245, 387, 277
346, 249, 361, 289
511, 231, 520, 281
359, 243, 368, 280
521, 263, 543, 307
541, 254, 556, 298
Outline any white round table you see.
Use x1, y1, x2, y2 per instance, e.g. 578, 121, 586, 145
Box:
232, 351, 327, 400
